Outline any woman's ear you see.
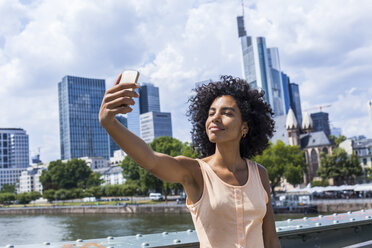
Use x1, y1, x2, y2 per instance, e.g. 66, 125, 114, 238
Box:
242, 122, 249, 135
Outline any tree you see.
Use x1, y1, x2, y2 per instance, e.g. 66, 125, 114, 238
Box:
16, 191, 41, 204
330, 135, 347, 147
121, 137, 199, 198
40, 159, 102, 191
0, 193, 16, 204
0, 184, 16, 194
254, 140, 306, 195
43, 189, 56, 202
318, 147, 363, 185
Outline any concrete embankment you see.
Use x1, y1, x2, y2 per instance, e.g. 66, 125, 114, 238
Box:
316, 201, 372, 213
1, 200, 372, 215
0, 204, 190, 215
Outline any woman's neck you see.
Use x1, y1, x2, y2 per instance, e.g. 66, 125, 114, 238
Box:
210, 142, 244, 172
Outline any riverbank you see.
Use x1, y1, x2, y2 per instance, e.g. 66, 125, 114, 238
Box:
0, 204, 190, 215
1, 199, 372, 215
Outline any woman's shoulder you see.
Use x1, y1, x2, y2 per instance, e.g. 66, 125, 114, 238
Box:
246, 159, 267, 173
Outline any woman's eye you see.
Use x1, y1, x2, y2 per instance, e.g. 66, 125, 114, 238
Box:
209, 112, 214, 116
224, 112, 233, 116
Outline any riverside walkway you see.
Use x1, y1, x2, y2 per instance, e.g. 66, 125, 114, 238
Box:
5, 209, 372, 248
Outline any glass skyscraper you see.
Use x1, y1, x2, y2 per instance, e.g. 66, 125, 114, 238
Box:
109, 115, 127, 157
0, 128, 29, 189
140, 112, 172, 143
58, 75, 109, 160
138, 82, 173, 143
281, 72, 291, 114
237, 16, 286, 116
127, 88, 141, 137
310, 112, 331, 137
289, 83, 303, 126
139, 83, 160, 114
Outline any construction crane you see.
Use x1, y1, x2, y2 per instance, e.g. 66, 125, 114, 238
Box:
303, 104, 332, 113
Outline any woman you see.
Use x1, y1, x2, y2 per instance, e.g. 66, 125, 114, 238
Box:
99, 74, 281, 248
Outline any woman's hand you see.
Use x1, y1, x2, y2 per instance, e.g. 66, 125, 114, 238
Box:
99, 74, 139, 127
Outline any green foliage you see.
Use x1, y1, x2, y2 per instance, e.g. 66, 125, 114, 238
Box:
54, 189, 72, 201
311, 179, 329, 187
40, 159, 102, 191
0, 193, 16, 204
0, 184, 16, 194
329, 135, 347, 147
254, 140, 306, 191
318, 148, 363, 185
366, 168, 372, 180
121, 137, 199, 196
16, 191, 41, 204
43, 189, 56, 202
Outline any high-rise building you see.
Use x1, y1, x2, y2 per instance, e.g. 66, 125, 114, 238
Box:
237, 16, 286, 116
140, 112, 172, 143
139, 83, 160, 114
310, 112, 331, 137
289, 83, 303, 126
369, 100, 372, 132
58, 75, 109, 160
281, 72, 291, 114
0, 128, 29, 189
109, 115, 127, 157
127, 88, 141, 137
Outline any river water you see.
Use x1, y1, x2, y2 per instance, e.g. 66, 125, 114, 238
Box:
0, 213, 312, 246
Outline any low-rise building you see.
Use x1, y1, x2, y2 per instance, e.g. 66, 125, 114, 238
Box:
18, 165, 46, 193
79, 157, 109, 170
94, 166, 124, 185
110, 150, 126, 166
340, 136, 372, 171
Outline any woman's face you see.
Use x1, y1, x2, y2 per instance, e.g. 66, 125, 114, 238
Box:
205, 95, 248, 144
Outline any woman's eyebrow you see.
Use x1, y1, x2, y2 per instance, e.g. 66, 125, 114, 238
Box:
208, 107, 236, 112
221, 107, 236, 112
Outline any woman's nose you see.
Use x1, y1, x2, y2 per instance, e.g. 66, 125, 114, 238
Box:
211, 112, 221, 122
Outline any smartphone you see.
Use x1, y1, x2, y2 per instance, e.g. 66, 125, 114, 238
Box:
120, 70, 140, 85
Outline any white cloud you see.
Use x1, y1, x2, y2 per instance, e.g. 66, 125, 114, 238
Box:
0, 0, 371, 163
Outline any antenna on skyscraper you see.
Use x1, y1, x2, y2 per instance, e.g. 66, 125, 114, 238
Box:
241, 0, 244, 17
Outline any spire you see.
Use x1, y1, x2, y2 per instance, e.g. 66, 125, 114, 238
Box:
286, 108, 298, 129
241, 0, 244, 17
302, 112, 313, 130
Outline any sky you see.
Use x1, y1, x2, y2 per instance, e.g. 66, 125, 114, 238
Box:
0, 0, 371, 163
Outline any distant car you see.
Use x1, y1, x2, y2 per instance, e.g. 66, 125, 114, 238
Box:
149, 193, 163, 201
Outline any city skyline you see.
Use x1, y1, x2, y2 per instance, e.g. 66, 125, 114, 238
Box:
0, 0, 371, 163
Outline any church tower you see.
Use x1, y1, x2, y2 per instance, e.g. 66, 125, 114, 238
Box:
286, 108, 300, 146
302, 112, 314, 134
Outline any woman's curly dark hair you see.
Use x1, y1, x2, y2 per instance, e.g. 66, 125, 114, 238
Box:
187, 75, 275, 159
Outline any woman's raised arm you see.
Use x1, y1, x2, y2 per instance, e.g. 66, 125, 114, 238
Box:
98, 74, 199, 186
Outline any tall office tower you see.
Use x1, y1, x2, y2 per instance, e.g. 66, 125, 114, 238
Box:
58, 75, 109, 160
109, 115, 127, 157
369, 100, 372, 132
281, 72, 291, 114
139, 83, 160, 114
0, 128, 29, 189
289, 83, 303, 126
237, 16, 285, 116
310, 112, 331, 137
140, 112, 172, 143
127, 89, 141, 137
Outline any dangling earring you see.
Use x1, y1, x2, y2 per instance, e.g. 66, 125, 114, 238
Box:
242, 132, 247, 138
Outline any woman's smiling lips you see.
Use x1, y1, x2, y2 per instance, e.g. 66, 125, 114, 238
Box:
209, 126, 224, 132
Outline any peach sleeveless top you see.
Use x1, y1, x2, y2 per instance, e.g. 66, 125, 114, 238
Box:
186, 159, 268, 248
